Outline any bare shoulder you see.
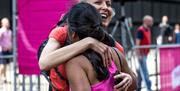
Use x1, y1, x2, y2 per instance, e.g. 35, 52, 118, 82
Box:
65, 55, 89, 68
65, 55, 91, 91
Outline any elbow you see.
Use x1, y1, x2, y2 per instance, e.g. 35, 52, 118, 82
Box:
39, 58, 49, 71
132, 80, 138, 90
127, 81, 138, 91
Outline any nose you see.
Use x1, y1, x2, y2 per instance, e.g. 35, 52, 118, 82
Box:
101, 2, 108, 10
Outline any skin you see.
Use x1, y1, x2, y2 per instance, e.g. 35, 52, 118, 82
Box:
162, 15, 168, 24
1, 18, 10, 29
65, 34, 136, 91
39, 0, 137, 90
174, 24, 180, 33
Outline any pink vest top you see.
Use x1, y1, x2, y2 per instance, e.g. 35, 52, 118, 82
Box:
91, 61, 117, 91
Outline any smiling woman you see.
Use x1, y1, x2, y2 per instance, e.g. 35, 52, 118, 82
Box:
80, 0, 113, 27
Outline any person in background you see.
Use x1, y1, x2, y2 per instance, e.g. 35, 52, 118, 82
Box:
0, 17, 12, 83
174, 24, 180, 44
157, 15, 173, 45
136, 15, 153, 91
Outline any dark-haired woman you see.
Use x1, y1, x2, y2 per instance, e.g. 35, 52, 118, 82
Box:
65, 3, 137, 91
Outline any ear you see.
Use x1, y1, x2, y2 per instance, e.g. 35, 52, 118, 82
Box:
72, 32, 79, 41
72, 32, 76, 39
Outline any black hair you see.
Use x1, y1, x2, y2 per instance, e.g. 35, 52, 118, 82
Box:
68, 3, 115, 81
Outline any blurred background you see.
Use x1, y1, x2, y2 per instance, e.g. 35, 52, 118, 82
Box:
0, 0, 180, 91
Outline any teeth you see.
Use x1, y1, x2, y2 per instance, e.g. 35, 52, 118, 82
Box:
101, 14, 107, 19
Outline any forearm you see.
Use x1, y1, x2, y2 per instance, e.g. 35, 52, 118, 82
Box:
121, 51, 137, 90
113, 48, 137, 90
39, 38, 91, 70
124, 61, 137, 90
127, 71, 137, 91
135, 39, 141, 56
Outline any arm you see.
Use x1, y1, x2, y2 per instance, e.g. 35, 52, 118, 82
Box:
172, 32, 176, 43
136, 39, 141, 46
119, 51, 137, 91
136, 29, 143, 46
39, 37, 90, 70
135, 38, 141, 55
65, 56, 91, 91
10, 31, 13, 51
39, 37, 112, 70
135, 30, 143, 57
112, 48, 137, 91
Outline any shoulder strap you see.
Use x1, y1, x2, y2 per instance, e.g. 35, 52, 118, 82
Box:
54, 67, 69, 84
41, 71, 58, 91
50, 13, 69, 88
112, 47, 123, 72
37, 39, 48, 60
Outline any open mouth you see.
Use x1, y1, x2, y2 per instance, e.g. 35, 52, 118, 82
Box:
101, 13, 108, 20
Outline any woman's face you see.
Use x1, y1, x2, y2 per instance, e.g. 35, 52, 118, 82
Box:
1, 18, 10, 28
86, 0, 113, 27
175, 24, 180, 31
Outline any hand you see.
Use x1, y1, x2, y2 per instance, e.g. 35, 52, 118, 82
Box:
113, 72, 133, 91
86, 37, 113, 67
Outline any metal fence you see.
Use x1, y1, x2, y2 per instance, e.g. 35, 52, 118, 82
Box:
127, 44, 180, 91
1, 44, 179, 91
0, 35, 179, 91
0, 56, 49, 91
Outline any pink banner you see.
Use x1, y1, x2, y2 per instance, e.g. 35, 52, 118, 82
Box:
17, 0, 75, 75
160, 46, 180, 91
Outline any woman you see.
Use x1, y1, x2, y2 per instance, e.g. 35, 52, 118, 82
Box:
0, 17, 12, 83
174, 24, 180, 44
65, 3, 136, 91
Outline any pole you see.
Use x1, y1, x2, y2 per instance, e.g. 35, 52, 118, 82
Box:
12, 0, 17, 91
155, 46, 159, 90
120, 2, 127, 51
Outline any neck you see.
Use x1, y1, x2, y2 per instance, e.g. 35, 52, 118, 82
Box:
1, 26, 8, 29
175, 29, 180, 33
162, 22, 167, 25
143, 24, 149, 29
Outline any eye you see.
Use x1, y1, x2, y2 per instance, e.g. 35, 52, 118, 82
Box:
106, 1, 111, 7
94, 0, 102, 5
95, 1, 102, 5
